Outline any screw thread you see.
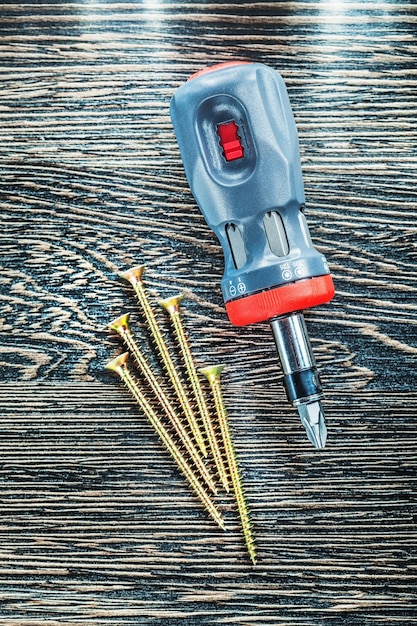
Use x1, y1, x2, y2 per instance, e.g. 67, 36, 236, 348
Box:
106, 354, 225, 531
108, 315, 217, 495
201, 366, 257, 564
160, 298, 229, 491
122, 268, 206, 456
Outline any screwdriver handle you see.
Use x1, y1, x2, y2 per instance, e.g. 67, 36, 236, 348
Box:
170, 61, 334, 325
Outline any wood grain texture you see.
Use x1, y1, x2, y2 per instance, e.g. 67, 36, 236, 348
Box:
0, 1, 416, 624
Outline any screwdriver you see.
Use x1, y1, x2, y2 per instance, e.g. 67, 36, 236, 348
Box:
170, 61, 335, 448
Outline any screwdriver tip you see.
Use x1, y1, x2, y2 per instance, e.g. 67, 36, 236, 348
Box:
297, 400, 327, 449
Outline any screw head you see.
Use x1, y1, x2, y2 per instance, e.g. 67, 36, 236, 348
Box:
120, 265, 145, 286
159, 294, 184, 315
108, 312, 131, 333
105, 351, 129, 372
199, 364, 225, 381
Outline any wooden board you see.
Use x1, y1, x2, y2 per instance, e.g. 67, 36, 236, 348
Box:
0, 1, 416, 623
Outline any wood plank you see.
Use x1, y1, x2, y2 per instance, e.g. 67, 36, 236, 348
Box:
0, 0, 416, 623
0, 385, 415, 622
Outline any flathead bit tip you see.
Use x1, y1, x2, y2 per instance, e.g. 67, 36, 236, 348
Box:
297, 400, 327, 449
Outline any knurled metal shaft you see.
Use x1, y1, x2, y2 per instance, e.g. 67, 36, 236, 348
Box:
108, 313, 217, 495
159, 295, 229, 492
121, 266, 207, 456
105, 352, 226, 531
200, 365, 257, 564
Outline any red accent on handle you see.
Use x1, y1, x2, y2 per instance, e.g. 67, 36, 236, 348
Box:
225, 275, 335, 326
188, 61, 251, 81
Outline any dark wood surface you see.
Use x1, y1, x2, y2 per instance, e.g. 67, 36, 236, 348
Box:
1, 1, 416, 624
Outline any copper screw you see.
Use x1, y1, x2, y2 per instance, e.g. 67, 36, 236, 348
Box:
121, 266, 207, 456
105, 352, 226, 530
108, 313, 217, 495
159, 295, 229, 492
200, 365, 257, 564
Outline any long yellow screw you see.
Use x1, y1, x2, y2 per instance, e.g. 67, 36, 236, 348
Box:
108, 313, 217, 495
105, 352, 226, 530
159, 295, 229, 492
121, 266, 207, 456
200, 365, 257, 564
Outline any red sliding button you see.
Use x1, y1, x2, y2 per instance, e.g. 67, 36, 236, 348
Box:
217, 121, 244, 161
